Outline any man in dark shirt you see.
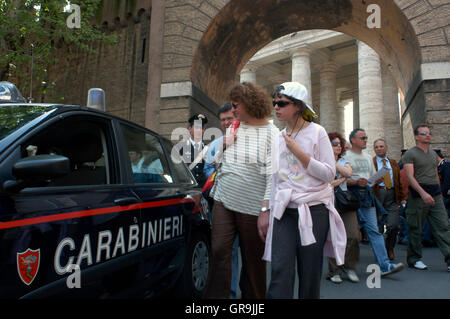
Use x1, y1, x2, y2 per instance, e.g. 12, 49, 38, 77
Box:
402, 125, 450, 272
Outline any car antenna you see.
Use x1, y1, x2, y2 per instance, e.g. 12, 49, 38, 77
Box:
28, 43, 34, 103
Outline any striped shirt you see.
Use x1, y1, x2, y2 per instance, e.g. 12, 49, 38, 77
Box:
211, 123, 279, 216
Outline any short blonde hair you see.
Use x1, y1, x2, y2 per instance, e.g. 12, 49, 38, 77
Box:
228, 82, 272, 119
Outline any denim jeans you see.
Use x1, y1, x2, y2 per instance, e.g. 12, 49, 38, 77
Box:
357, 206, 391, 272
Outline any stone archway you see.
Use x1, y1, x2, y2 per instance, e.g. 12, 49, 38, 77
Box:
167, 0, 448, 155
191, 0, 420, 104
63, 0, 448, 155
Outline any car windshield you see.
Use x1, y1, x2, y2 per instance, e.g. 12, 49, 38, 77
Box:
0, 104, 57, 140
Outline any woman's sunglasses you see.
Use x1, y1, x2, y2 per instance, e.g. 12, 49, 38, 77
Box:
331, 141, 342, 147
272, 100, 292, 108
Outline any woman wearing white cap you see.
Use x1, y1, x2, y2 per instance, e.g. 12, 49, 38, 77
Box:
261, 82, 346, 299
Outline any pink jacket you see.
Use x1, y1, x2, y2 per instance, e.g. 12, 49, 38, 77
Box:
263, 175, 347, 265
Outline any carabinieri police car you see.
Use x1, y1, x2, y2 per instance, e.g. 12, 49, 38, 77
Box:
0, 82, 211, 298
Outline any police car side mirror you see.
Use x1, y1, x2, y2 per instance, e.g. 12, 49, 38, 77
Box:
3, 155, 70, 192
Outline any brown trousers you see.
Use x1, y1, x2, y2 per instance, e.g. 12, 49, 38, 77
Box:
327, 210, 361, 276
203, 201, 266, 299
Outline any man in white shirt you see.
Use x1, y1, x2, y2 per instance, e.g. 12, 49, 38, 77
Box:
203, 103, 235, 179
344, 128, 404, 277
129, 150, 147, 173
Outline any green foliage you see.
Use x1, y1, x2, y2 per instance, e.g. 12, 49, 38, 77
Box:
0, 0, 118, 100
0, 104, 56, 139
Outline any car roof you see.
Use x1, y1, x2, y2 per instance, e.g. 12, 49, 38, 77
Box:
0, 103, 169, 155
0, 102, 159, 132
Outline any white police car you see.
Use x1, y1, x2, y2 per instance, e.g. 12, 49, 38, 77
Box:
0, 82, 210, 298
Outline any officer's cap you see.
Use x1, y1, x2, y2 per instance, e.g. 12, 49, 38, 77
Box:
188, 113, 208, 127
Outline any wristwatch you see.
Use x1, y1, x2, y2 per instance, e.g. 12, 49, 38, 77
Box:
260, 206, 269, 212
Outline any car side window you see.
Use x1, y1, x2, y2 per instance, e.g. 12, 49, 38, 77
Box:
161, 138, 196, 185
121, 124, 173, 184
22, 116, 112, 187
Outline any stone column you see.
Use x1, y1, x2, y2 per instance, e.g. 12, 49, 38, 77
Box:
290, 46, 312, 105
240, 62, 257, 83
145, 0, 165, 132
337, 100, 346, 135
358, 41, 384, 154
352, 89, 360, 130
319, 60, 339, 133
399, 97, 408, 149
382, 62, 403, 161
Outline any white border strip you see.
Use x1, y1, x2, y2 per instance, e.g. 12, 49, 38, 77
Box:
160, 81, 193, 98
421, 62, 450, 80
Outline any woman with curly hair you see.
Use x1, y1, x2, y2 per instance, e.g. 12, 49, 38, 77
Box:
204, 82, 279, 299
326, 132, 361, 284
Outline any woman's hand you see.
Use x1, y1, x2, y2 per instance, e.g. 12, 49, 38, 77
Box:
282, 132, 301, 154
282, 132, 310, 168
257, 211, 270, 242
336, 162, 353, 178
331, 177, 346, 188
222, 134, 237, 149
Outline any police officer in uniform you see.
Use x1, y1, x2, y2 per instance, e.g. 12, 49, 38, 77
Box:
179, 114, 208, 187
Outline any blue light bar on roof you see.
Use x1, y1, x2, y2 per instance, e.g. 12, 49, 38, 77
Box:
0, 81, 27, 103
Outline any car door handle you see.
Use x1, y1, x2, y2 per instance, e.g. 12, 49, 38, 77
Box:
114, 197, 139, 206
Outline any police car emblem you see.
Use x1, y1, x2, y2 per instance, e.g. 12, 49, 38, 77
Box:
17, 248, 40, 285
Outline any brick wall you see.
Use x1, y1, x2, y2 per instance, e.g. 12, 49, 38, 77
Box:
50, 9, 151, 127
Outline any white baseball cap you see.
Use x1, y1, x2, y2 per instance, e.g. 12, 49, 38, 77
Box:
277, 82, 316, 115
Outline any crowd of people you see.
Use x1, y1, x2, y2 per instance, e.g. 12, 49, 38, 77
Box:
176, 81, 450, 299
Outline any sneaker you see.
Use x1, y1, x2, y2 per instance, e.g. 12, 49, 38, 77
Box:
411, 261, 428, 270
343, 269, 360, 283
328, 274, 343, 284
381, 262, 405, 277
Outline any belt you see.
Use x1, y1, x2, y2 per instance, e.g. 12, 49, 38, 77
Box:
379, 186, 393, 190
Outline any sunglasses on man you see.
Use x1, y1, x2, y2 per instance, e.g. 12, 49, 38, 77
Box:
418, 131, 432, 136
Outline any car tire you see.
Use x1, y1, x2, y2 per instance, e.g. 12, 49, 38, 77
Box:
175, 231, 210, 298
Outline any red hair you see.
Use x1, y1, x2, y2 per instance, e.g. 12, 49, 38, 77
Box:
328, 132, 346, 158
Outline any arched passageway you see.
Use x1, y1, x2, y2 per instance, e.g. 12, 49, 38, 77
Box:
191, 0, 420, 103
56, 0, 449, 155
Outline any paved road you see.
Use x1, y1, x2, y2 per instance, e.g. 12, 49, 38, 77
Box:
236, 243, 450, 299
320, 243, 450, 299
